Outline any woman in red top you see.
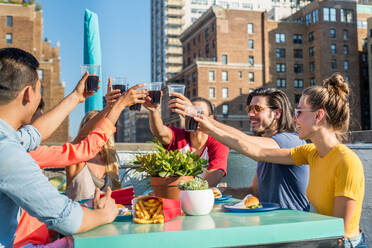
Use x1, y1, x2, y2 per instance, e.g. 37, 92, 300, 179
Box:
144, 93, 229, 187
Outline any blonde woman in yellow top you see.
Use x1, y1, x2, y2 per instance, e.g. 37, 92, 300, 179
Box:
194, 73, 365, 247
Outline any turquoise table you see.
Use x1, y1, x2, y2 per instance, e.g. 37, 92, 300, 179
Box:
73, 199, 344, 247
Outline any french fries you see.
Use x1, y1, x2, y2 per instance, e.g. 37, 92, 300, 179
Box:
134, 198, 165, 224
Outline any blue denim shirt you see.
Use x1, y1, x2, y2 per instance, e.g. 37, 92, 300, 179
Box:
0, 119, 83, 248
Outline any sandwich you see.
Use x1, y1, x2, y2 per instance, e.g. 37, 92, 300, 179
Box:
212, 187, 222, 198
244, 196, 262, 209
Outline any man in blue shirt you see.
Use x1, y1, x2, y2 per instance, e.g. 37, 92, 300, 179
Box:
0, 48, 119, 247
189, 88, 310, 211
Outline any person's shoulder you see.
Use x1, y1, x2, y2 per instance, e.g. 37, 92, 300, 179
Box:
272, 132, 307, 148
207, 135, 229, 151
334, 144, 363, 170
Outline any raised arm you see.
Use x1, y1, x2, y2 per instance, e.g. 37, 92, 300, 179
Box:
32, 73, 94, 141
143, 93, 173, 145
195, 115, 294, 165
30, 118, 116, 169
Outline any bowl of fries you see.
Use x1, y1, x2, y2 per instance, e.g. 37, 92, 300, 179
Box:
133, 197, 165, 224
179, 189, 214, 216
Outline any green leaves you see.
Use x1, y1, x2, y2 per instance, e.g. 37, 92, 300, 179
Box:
178, 177, 209, 190
134, 140, 208, 177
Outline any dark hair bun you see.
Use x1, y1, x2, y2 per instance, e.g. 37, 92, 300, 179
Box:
323, 73, 349, 101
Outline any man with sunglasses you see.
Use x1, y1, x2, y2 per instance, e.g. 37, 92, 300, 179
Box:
194, 87, 310, 211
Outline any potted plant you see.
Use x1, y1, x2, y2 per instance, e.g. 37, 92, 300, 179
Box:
135, 141, 208, 200
178, 177, 214, 215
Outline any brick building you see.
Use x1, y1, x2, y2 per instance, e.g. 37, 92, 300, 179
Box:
0, 1, 68, 141
164, 0, 369, 131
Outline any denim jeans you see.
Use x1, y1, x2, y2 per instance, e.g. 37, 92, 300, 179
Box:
344, 232, 368, 248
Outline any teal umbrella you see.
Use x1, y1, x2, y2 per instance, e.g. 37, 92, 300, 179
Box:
84, 9, 103, 113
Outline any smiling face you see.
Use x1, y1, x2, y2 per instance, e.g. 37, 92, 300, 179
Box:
247, 96, 278, 136
294, 95, 318, 140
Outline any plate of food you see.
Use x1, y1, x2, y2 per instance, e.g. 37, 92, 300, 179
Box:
223, 195, 280, 212
212, 187, 232, 202
115, 204, 133, 222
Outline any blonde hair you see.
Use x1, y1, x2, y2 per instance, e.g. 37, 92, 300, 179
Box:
302, 73, 350, 141
78, 110, 121, 190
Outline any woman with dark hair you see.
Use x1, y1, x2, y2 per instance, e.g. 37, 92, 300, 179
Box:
195, 73, 365, 247
143, 92, 229, 187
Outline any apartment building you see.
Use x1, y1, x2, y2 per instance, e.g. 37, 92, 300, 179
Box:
151, 0, 311, 83
0, 1, 68, 142
163, 0, 367, 131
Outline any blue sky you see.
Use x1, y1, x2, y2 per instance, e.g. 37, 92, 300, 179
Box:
38, 0, 150, 138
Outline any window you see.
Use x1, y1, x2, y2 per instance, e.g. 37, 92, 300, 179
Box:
306, 13, 311, 26
344, 60, 349, 70
370, 29, 372, 38
40, 86, 44, 96
309, 62, 315, 72
239, 88, 242, 96
294, 64, 303, 74
309, 47, 315, 57
205, 44, 209, 57
248, 39, 254, 49
192, 72, 197, 82
37, 69, 44, 80
186, 91, 190, 98
343, 30, 349, 40
294, 49, 303, 59
6, 33, 12, 44
209, 87, 215, 99
331, 44, 336, 54
222, 88, 228, 98
294, 94, 301, 104
294, 79, 304, 88
239, 121, 243, 129
192, 88, 196, 97
312, 9, 318, 23
186, 75, 191, 85
276, 63, 286, 73
362, 53, 367, 62
222, 104, 229, 115
275, 33, 285, 43
212, 23, 215, 32
205, 28, 209, 41
293, 34, 303, 44
209, 71, 215, 82
323, 7, 336, 22
276, 78, 286, 88
6, 16, 13, 27
310, 78, 315, 86
276, 48, 286, 58
222, 54, 228, 64
238, 71, 242, 79
331, 59, 337, 69
249, 72, 254, 83
308, 32, 314, 42
343, 45, 349, 55
222, 71, 228, 82
239, 104, 243, 112
198, 50, 202, 57
193, 38, 196, 45
330, 28, 336, 38
340, 9, 354, 23
212, 40, 216, 48
249, 56, 254, 65
247, 23, 253, 34
345, 75, 350, 83
187, 57, 191, 66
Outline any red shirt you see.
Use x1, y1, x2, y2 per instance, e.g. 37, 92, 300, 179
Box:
166, 126, 229, 175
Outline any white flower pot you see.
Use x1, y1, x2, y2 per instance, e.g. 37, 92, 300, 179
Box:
179, 189, 214, 216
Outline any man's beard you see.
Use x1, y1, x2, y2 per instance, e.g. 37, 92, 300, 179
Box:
252, 118, 277, 137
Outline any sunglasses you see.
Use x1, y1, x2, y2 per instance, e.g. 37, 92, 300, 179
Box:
245, 104, 273, 114
294, 108, 316, 119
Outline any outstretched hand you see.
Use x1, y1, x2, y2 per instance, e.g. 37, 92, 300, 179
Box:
168, 93, 192, 117
117, 83, 147, 108
93, 187, 118, 222
73, 72, 101, 103
143, 91, 162, 112
105, 77, 122, 105
194, 114, 216, 134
